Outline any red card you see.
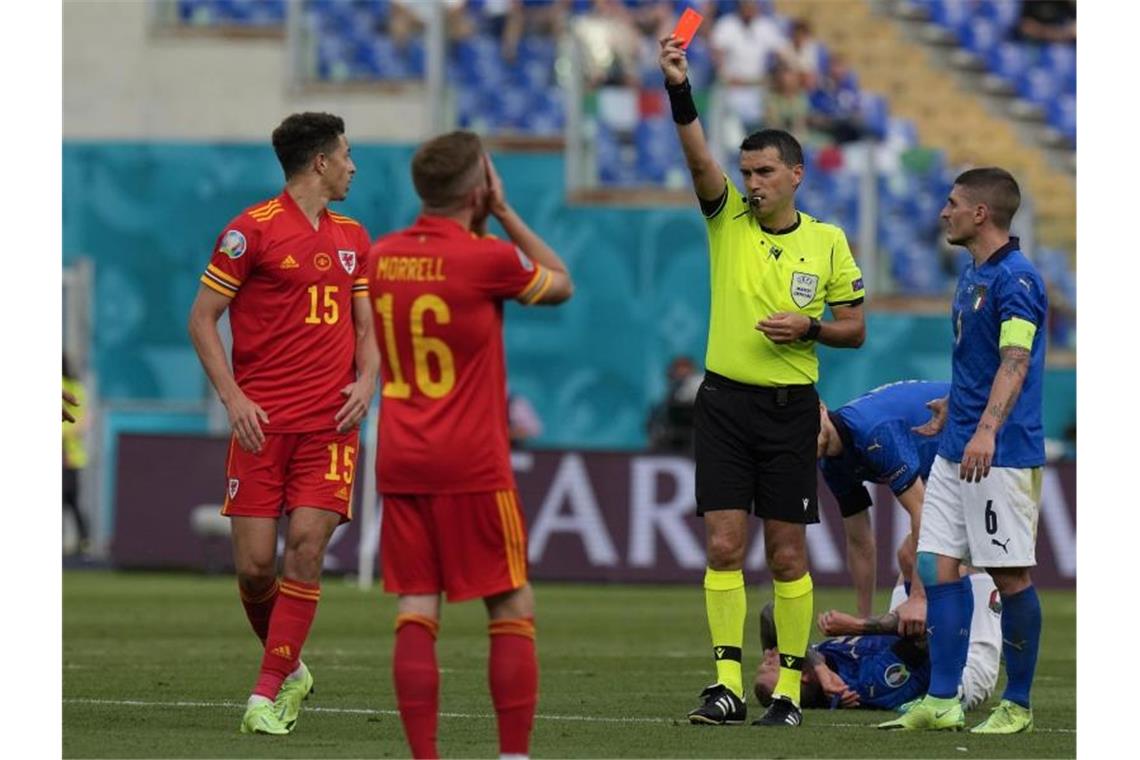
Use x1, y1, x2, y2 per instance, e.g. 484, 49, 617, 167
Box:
672, 8, 703, 49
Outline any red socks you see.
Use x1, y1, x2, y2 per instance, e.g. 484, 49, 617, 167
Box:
252, 578, 320, 700
394, 614, 441, 759
393, 614, 538, 758
239, 579, 279, 644
489, 618, 538, 757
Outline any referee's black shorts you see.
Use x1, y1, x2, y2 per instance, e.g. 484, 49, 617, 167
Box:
694, 371, 820, 524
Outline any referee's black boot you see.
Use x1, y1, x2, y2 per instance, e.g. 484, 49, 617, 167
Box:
752, 696, 803, 727
687, 684, 746, 725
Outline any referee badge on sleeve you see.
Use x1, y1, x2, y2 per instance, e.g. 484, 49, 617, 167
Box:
790, 272, 819, 308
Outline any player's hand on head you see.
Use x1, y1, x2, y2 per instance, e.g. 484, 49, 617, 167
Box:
756, 312, 810, 344
335, 380, 372, 433
225, 390, 269, 454
658, 35, 688, 85
483, 152, 508, 218
913, 397, 948, 436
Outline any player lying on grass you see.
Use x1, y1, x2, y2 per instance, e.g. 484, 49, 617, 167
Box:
753, 568, 1001, 711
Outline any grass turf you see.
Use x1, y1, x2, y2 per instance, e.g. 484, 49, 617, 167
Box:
63, 571, 1074, 758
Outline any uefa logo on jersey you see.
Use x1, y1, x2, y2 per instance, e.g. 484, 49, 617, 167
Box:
227, 478, 240, 500
219, 230, 247, 259
790, 272, 819, 308
338, 249, 357, 275
884, 662, 910, 688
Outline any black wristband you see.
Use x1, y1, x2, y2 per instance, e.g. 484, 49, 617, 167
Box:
665, 78, 698, 125
801, 317, 822, 341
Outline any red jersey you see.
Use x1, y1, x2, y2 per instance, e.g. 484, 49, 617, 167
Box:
200, 191, 371, 433
367, 215, 551, 493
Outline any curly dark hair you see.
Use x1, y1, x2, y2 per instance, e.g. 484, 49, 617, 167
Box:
271, 112, 346, 180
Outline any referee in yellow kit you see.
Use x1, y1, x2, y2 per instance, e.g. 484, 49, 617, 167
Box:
659, 36, 867, 727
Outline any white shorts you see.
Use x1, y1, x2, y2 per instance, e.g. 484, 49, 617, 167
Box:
917, 455, 1042, 568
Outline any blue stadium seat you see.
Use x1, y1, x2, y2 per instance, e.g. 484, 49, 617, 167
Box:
977, 0, 1022, 35
858, 92, 889, 139
1016, 65, 1061, 107
987, 41, 1031, 83
1047, 93, 1076, 144
684, 38, 714, 89
405, 37, 426, 77
1042, 43, 1076, 93
886, 117, 919, 148
926, 0, 971, 30
959, 16, 1001, 56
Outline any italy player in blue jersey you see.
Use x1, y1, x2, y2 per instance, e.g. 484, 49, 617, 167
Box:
880, 168, 1047, 734
817, 380, 950, 621
752, 569, 1001, 713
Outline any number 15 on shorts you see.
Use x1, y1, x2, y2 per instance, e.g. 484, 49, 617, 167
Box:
325, 442, 356, 483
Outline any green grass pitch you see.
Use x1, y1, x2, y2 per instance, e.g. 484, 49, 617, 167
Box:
63, 571, 1074, 758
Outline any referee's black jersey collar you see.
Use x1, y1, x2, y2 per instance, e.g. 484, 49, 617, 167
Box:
980, 236, 1019, 268
760, 211, 801, 236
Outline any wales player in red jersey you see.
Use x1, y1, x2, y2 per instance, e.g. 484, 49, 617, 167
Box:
188, 112, 379, 736
367, 131, 573, 759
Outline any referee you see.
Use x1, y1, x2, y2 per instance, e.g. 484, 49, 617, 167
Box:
659, 35, 867, 728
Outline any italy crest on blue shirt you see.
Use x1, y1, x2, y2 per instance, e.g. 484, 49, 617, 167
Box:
971, 284, 987, 311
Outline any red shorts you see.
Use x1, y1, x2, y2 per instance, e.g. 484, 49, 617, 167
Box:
220, 429, 360, 523
381, 489, 528, 602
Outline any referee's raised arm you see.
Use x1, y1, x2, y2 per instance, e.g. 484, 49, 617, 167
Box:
659, 35, 725, 203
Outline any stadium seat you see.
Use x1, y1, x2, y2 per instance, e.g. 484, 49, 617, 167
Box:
987, 41, 1031, 84
926, 0, 971, 31
977, 0, 1022, 35
1047, 93, 1076, 145
1016, 65, 1061, 107
858, 92, 889, 139
958, 17, 1001, 57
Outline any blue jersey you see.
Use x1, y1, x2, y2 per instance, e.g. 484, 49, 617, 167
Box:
820, 380, 950, 516
939, 239, 1047, 467
815, 635, 930, 710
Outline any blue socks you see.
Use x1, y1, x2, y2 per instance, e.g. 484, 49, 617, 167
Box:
999, 585, 1041, 709
925, 577, 973, 699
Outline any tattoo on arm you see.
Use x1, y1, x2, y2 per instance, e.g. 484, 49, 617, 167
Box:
856, 613, 899, 635
981, 346, 1030, 429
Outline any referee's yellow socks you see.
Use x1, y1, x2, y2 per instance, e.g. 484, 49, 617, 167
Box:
773, 573, 813, 706
704, 567, 746, 699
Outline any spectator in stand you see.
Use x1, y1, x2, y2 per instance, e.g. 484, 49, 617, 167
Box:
765, 62, 810, 138
807, 53, 864, 144
646, 355, 703, 455
781, 18, 823, 90
572, 0, 643, 87
389, 0, 472, 52
711, 0, 789, 136
491, 0, 573, 63
1013, 0, 1076, 45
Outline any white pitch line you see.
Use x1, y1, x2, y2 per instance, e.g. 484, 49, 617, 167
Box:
62, 699, 1076, 733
